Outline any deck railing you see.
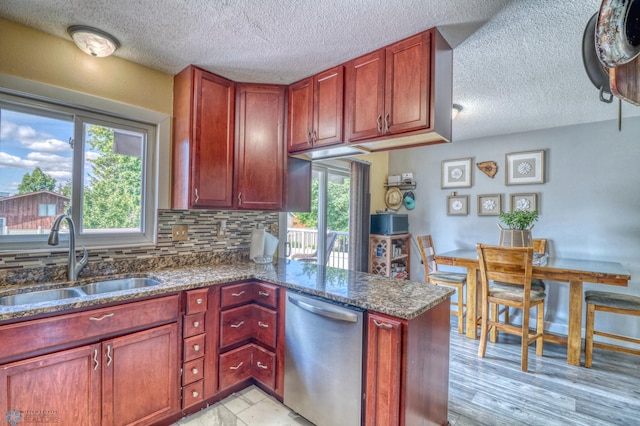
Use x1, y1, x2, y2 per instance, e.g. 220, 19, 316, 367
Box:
287, 228, 349, 270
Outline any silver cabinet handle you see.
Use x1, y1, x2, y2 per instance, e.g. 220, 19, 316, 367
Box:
193, 344, 201, 352
90, 313, 114, 321
257, 361, 268, 370
192, 390, 199, 398
258, 291, 269, 297
93, 348, 99, 371
373, 319, 393, 329
306, 130, 312, 145
238, 192, 242, 206
312, 130, 317, 144
258, 321, 269, 328
384, 113, 390, 133
196, 298, 203, 305
194, 188, 200, 203
106, 344, 113, 367
231, 291, 246, 297
376, 115, 382, 133
230, 321, 245, 328
191, 367, 199, 375
193, 321, 200, 328
230, 362, 243, 370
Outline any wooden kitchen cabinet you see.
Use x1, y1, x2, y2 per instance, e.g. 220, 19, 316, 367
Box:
288, 65, 344, 153
365, 300, 450, 426
172, 65, 235, 209
235, 84, 285, 210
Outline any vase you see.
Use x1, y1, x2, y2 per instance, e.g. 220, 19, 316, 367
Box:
498, 224, 534, 247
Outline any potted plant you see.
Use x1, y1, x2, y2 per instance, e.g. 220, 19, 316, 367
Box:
497, 210, 539, 247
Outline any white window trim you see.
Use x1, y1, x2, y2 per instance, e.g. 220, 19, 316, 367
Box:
0, 74, 170, 252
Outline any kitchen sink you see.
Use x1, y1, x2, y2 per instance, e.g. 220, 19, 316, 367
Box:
0, 288, 85, 306
79, 277, 161, 295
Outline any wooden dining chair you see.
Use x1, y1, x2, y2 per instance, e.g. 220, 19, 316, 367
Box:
584, 290, 640, 368
476, 244, 546, 372
416, 235, 467, 334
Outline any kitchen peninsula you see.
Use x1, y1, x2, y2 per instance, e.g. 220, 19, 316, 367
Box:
0, 260, 453, 426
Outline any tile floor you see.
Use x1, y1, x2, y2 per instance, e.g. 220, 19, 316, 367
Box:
172, 385, 313, 426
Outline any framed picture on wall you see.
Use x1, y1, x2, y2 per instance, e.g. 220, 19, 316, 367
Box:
510, 193, 538, 212
505, 150, 545, 185
477, 194, 502, 216
442, 158, 473, 188
447, 195, 469, 216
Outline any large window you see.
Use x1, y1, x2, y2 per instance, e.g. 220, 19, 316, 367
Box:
0, 92, 157, 249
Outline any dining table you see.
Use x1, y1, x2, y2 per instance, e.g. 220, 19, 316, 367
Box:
434, 249, 631, 366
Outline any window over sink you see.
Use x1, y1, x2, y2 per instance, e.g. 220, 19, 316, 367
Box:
0, 91, 157, 250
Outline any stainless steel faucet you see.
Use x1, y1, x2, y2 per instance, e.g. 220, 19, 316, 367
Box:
48, 214, 89, 281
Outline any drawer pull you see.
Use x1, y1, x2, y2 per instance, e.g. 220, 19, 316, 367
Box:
230, 321, 245, 328
373, 319, 393, 329
93, 349, 99, 371
89, 313, 114, 321
258, 291, 269, 297
193, 321, 200, 328
191, 367, 199, 375
196, 298, 203, 305
258, 321, 269, 328
257, 361, 268, 370
193, 344, 201, 352
231, 291, 246, 297
106, 344, 113, 367
192, 390, 199, 398
230, 362, 244, 370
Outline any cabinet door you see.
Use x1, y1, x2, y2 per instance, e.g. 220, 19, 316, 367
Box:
287, 77, 314, 152
313, 65, 344, 147
384, 32, 431, 135
345, 49, 386, 142
235, 84, 285, 210
0, 344, 101, 426
102, 323, 179, 426
365, 313, 403, 426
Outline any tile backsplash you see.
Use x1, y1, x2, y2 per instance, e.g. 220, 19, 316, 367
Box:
0, 209, 279, 284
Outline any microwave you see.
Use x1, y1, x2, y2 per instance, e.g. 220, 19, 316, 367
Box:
370, 214, 409, 235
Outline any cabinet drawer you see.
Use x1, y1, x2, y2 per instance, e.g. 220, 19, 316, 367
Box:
219, 345, 252, 390
221, 282, 254, 308
252, 344, 276, 390
253, 305, 277, 349
183, 334, 205, 362
182, 358, 204, 386
254, 282, 279, 309
183, 312, 206, 338
182, 379, 204, 408
0, 295, 180, 362
220, 305, 254, 348
185, 289, 208, 314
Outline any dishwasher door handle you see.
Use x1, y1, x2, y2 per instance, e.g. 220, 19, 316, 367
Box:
288, 295, 359, 323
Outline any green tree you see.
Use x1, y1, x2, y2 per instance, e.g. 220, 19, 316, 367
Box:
17, 167, 56, 194
295, 177, 350, 232
82, 125, 142, 229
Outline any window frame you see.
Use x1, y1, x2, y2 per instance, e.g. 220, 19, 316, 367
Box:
0, 89, 159, 251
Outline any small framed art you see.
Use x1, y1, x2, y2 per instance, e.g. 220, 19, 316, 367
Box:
510, 193, 538, 212
442, 158, 473, 188
447, 195, 469, 215
477, 194, 502, 216
505, 150, 545, 185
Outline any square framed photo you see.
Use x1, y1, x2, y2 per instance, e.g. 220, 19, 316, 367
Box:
442, 158, 473, 188
447, 195, 469, 216
510, 193, 538, 212
477, 194, 502, 216
505, 150, 545, 185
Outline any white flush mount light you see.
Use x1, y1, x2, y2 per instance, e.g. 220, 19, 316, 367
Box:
452, 104, 463, 120
67, 25, 120, 57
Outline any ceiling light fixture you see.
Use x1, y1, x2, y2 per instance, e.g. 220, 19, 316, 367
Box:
67, 25, 120, 57
452, 104, 463, 120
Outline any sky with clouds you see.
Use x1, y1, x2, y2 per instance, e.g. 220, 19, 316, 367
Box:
0, 108, 74, 195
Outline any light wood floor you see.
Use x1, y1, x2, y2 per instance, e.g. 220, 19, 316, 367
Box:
448, 319, 640, 426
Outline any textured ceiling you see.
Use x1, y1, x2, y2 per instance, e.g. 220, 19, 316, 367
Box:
0, 0, 637, 142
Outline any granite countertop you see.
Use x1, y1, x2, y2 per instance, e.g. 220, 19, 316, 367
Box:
0, 260, 454, 322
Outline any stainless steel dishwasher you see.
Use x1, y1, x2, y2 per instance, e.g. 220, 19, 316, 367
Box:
284, 290, 364, 426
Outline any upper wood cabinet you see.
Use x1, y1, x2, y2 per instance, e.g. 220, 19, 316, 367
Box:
235, 84, 285, 210
345, 28, 452, 151
173, 66, 235, 209
288, 65, 344, 153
